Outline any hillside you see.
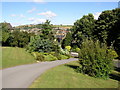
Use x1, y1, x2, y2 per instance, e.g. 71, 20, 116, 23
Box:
2, 47, 36, 68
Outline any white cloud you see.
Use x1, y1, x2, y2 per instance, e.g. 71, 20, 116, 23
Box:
93, 12, 101, 20
20, 14, 25, 18
28, 18, 46, 24
38, 11, 57, 18
11, 14, 16, 17
33, 19, 46, 24
27, 7, 36, 13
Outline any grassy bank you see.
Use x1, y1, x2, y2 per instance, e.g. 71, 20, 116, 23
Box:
2, 47, 36, 69
30, 61, 119, 88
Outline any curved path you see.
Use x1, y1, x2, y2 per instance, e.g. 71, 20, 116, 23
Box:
1, 58, 78, 88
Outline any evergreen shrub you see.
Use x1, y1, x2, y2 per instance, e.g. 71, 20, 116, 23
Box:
78, 39, 114, 79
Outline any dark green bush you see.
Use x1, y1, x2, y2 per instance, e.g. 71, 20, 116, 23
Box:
78, 39, 114, 79
27, 35, 60, 53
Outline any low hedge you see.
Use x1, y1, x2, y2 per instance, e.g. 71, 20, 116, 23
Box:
31, 52, 70, 61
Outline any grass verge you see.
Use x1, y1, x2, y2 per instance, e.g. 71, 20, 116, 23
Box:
29, 61, 119, 88
2, 47, 36, 69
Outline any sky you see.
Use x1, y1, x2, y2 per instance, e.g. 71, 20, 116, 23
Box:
1, 1, 119, 26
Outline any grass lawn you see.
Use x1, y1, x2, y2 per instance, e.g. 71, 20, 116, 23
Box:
30, 61, 119, 88
1, 47, 36, 69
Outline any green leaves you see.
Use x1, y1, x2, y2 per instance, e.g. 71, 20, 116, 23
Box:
62, 32, 72, 48
72, 13, 95, 47
41, 20, 53, 36
78, 39, 114, 79
27, 35, 59, 53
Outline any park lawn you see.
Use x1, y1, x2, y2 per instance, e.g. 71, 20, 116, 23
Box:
2, 47, 36, 69
30, 61, 119, 88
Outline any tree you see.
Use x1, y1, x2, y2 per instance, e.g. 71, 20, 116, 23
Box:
1, 22, 11, 46
10, 30, 31, 47
72, 13, 96, 47
27, 35, 59, 53
93, 8, 120, 58
61, 32, 72, 48
41, 20, 53, 36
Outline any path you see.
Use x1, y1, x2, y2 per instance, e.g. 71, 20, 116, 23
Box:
1, 58, 78, 88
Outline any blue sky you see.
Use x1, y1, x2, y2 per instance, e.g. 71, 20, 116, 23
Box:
2, 2, 118, 26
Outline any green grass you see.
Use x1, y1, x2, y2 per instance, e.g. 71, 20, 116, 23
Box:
30, 61, 119, 88
2, 47, 36, 69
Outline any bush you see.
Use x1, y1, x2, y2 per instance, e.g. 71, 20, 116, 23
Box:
44, 54, 58, 61
52, 52, 69, 60
75, 48, 80, 52
31, 51, 69, 62
60, 54, 69, 60
53, 52, 62, 60
78, 39, 114, 79
59, 47, 69, 55
27, 35, 59, 53
65, 46, 71, 52
108, 49, 118, 59
32, 52, 58, 61
32, 52, 45, 61
49, 52, 56, 55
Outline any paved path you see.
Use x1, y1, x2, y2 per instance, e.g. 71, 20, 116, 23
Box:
114, 60, 120, 68
1, 58, 78, 88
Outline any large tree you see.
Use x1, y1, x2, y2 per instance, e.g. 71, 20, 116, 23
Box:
94, 8, 120, 57
1, 22, 11, 46
72, 13, 96, 47
41, 20, 53, 36
10, 30, 31, 47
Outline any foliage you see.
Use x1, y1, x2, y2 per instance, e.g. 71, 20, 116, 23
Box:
32, 52, 58, 61
41, 20, 53, 36
51, 51, 69, 60
78, 39, 114, 79
93, 8, 120, 58
60, 54, 69, 59
53, 52, 62, 60
1, 22, 33, 47
61, 32, 72, 48
10, 30, 31, 47
27, 35, 58, 53
75, 48, 81, 52
44, 54, 58, 61
59, 47, 69, 55
2, 31, 10, 45
1, 22, 11, 46
65, 46, 71, 52
31, 52, 45, 61
31, 52, 68, 61
71, 13, 95, 47
108, 49, 118, 59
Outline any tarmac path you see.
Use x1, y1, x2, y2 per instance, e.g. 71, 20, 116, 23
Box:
1, 58, 78, 88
